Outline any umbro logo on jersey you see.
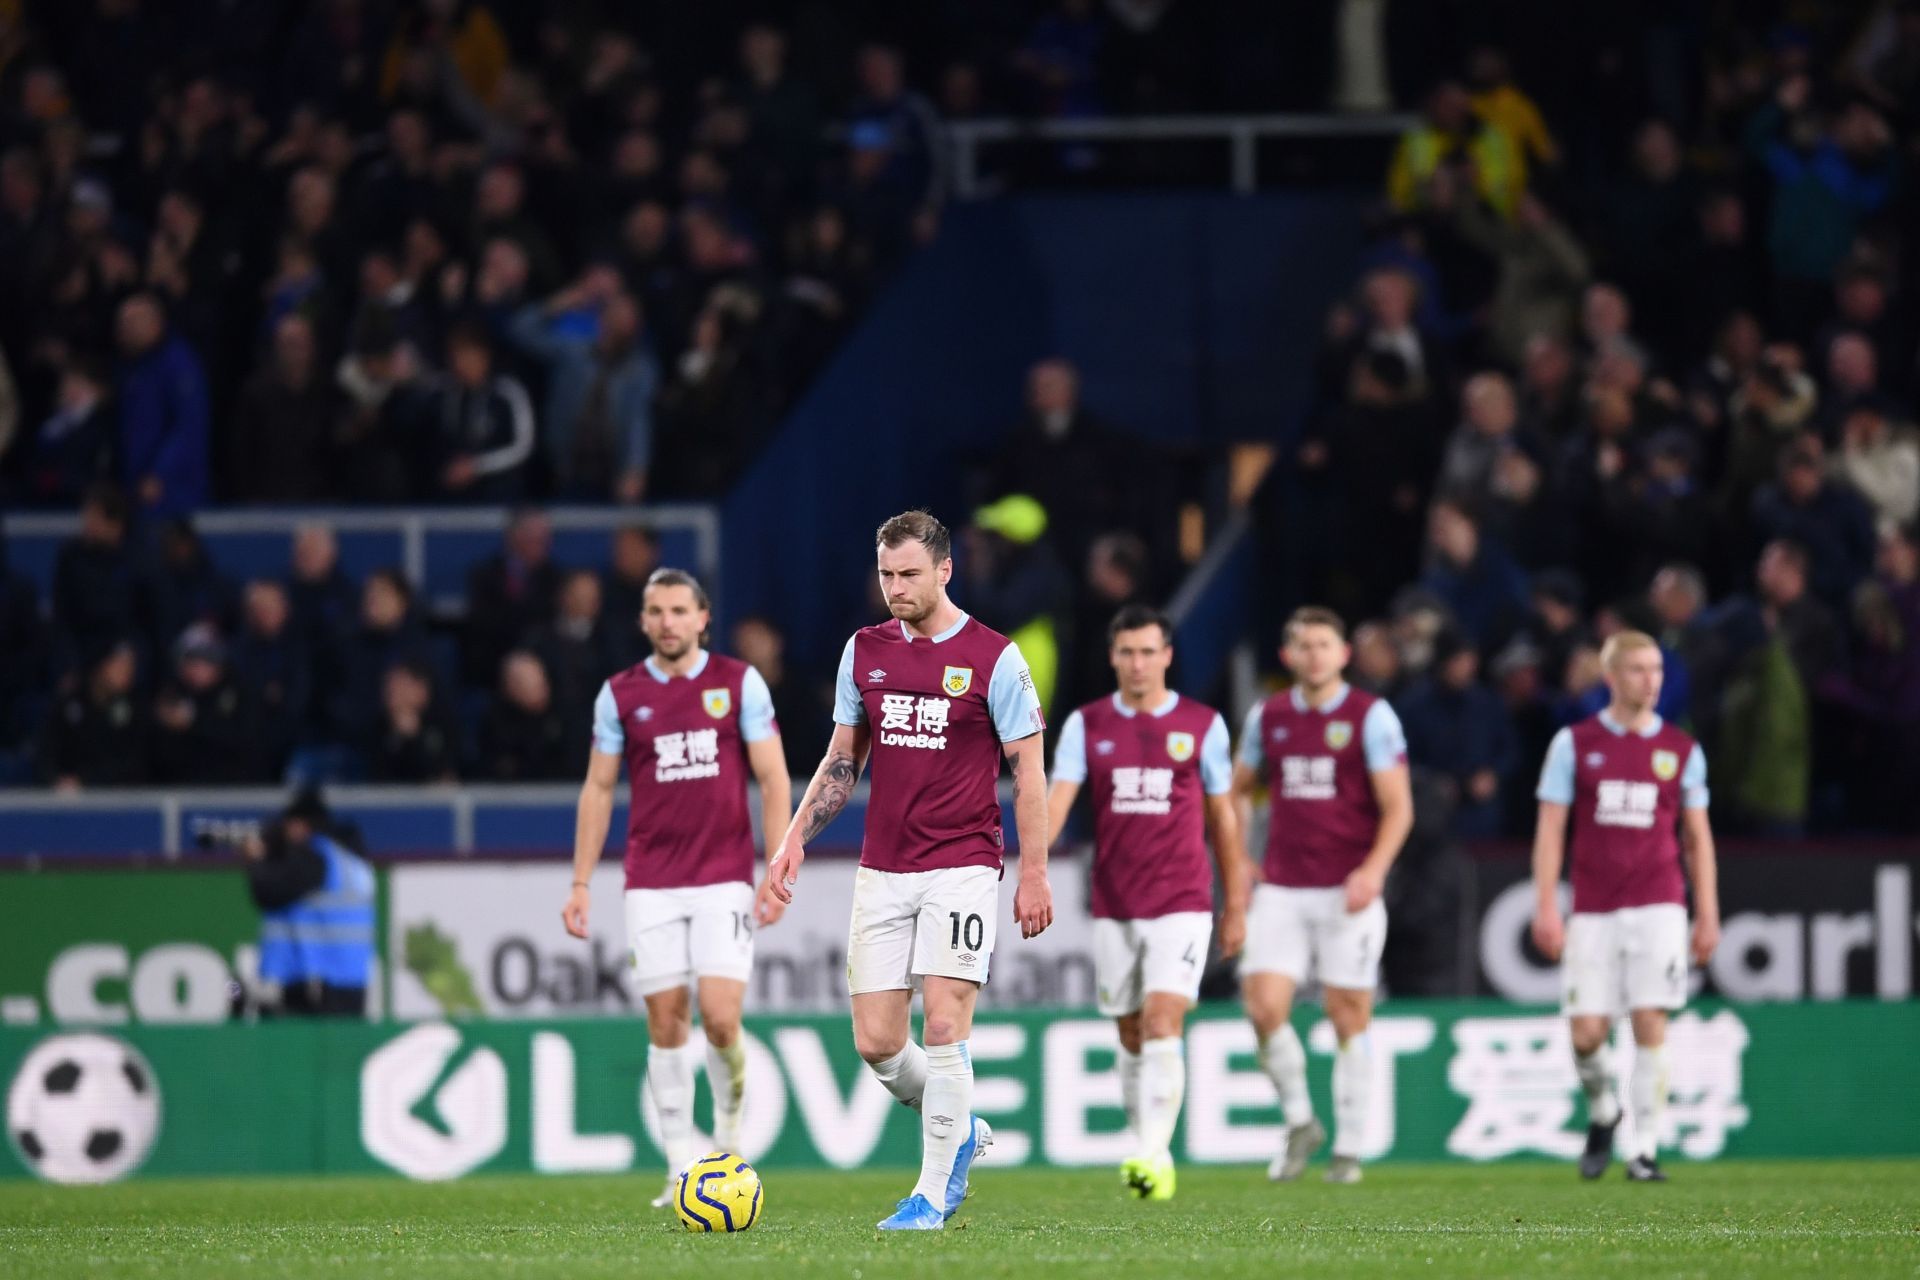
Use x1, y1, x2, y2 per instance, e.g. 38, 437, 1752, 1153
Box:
1271, 727, 1289, 742
634, 706, 654, 722
1585, 753, 1605, 767
1094, 739, 1116, 755
867, 669, 886, 682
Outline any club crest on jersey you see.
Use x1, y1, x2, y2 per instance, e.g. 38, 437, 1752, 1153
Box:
1325, 721, 1353, 751
702, 688, 731, 719
1651, 749, 1679, 781
942, 666, 974, 696
1166, 731, 1195, 762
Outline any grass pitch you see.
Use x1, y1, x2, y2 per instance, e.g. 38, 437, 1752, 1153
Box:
2, 1160, 1917, 1279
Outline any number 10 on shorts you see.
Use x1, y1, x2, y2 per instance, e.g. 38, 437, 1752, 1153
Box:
949, 911, 985, 952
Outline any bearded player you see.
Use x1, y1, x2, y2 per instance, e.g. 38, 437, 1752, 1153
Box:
760, 510, 1051, 1231
1046, 603, 1250, 1201
1532, 629, 1720, 1182
563, 568, 793, 1207
1232, 606, 1412, 1185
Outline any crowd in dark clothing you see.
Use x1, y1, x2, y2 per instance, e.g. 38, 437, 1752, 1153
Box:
1264, 8, 1920, 837
0, 2, 961, 514
4, 495, 835, 787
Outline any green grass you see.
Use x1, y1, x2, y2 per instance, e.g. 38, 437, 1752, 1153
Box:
2, 1161, 1918, 1280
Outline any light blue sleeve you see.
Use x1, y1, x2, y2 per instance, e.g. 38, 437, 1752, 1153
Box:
591, 682, 624, 755
1199, 712, 1233, 795
1681, 742, 1710, 810
1051, 710, 1088, 784
988, 643, 1046, 741
1236, 703, 1266, 770
739, 666, 777, 743
832, 636, 865, 726
1535, 727, 1576, 805
1361, 699, 1408, 772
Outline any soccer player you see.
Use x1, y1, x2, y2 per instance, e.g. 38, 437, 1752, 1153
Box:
760, 510, 1051, 1231
1531, 629, 1720, 1183
562, 568, 792, 1207
1232, 606, 1413, 1185
1045, 603, 1250, 1201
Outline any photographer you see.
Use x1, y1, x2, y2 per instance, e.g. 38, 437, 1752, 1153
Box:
237, 790, 376, 1017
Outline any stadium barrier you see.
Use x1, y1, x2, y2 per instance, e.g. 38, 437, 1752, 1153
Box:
5, 1001, 1915, 1184
6, 851, 1913, 1031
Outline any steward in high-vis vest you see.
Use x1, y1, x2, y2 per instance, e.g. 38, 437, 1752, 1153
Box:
242, 791, 376, 1016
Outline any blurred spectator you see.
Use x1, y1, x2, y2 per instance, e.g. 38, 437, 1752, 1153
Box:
1820, 523, 1920, 829
1717, 539, 1842, 698
841, 43, 947, 255
526, 568, 617, 737
152, 623, 264, 784
1745, 78, 1896, 334
379, 0, 510, 110
37, 640, 148, 790
1438, 372, 1528, 508
369, 658, 458, 783
418, 322, 534, 502
1451, 191, 1590, 366
1010, 0, 1105, 124
1419, 498, 1529, 649
230, 579, 309, 776
1465, 46, 1558, 182
287, 523, 358, 667
1749, 433, 1878, 610
52, 484, 138, 669
478, 650, 573, 781
734, 24, 820, 214
143, 519, 236, 664
731, 614, 819, 777
22, 354, 114, 506
463, 507, 560, 687
1387, 80, 1523, 220
1832, 401, 1920, 528
1066, 531, 1150, 712
1598, 120, 1696, 356
992, 357, 1156, 578
1350, 620, 1404, 698
115, 293, 210, 517
229, 313, 342, 502
600, 523, 659, 669
511, 271, 657, 501
1398, 628, 1516, 838
325, 568, 433, 748
1490, 635, 1554, 831
962, 494, 1069, 717
333, 320, 420, 502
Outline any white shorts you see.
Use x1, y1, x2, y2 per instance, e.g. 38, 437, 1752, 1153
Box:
846, 865, 1000, 994
624, 881, 755, 997
1093, 913, 1213, 1016
1562, 903, 1689, 1018
1240, 884, 1386, 991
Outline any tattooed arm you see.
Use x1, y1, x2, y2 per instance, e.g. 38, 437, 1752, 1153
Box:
757, 722, 870, 918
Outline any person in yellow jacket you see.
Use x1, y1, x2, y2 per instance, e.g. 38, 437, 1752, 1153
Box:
963, 495, 1066, 721
381, 0, 510, 108
1467, 47, 1559, 186
1388, 80, 1525, 220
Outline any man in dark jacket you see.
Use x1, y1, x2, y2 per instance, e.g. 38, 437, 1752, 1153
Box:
115, 292, 210, 517
478, 650, 575, 781
52, 484, 139, 674
229, 313, 343, 501
1397, 629, 1517, 838
416, 322, 534, 502
152, 623, 266, 784
37, 639, 149, 788
463, 507, 561, 687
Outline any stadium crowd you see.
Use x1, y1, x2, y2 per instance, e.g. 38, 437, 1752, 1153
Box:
0, 3, 1918, 839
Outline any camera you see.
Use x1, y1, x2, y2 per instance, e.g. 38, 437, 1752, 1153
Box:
190, 816, 267, 852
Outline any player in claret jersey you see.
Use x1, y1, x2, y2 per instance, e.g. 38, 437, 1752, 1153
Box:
760, 510, 1051, 1232
562, 569, 793, 1207
1232, 606, 1413, 1186
1045, 603, 1251, 1202
1532, 630, 1720, 1183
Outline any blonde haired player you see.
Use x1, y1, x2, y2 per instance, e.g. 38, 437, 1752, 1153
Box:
1531, 629, 1721, 1182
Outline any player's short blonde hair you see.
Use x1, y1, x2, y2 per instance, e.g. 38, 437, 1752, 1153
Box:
1599, 629, 1660, 670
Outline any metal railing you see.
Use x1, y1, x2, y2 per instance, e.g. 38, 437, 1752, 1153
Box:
948, 111, 1416, 198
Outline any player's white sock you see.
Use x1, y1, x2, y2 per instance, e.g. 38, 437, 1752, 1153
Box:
1630, 1044, 1669, 1161
1574, 1045, 1620, 1127
647, 1041, 698, 1175
1331, 1033, 1371, 1160
869, 1043, 928, 1111
909, 1041, 973, 1205
1136, 1036, 1185, 1162
1258, 1024, 1314, 1127
704, 1036, 748, 1149
1116, 1047, 1143, 1144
